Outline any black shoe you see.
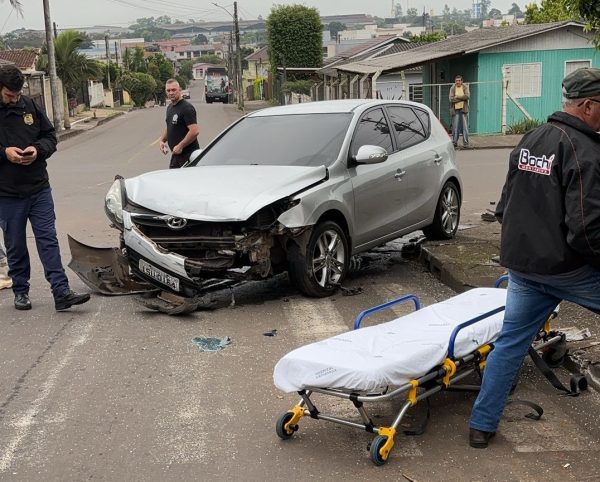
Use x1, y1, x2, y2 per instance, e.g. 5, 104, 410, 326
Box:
14, 293, 32, 311
54, 289, 90, 311
469, 428, 496, 448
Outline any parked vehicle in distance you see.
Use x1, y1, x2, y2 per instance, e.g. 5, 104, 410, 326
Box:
71, 99, 462, 305
181, 89, 190, 99
205, 66, 229, 103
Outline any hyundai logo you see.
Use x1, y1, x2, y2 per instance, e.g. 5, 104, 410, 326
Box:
166, 216, 188, 230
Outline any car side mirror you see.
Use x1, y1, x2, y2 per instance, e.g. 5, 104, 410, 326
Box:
353, 145, 388, 165
181, 148, 203, 168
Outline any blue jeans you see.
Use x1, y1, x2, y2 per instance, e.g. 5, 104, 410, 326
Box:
452, 110, 469, 146
0, 188, 69, 298
470, 270, 600, 432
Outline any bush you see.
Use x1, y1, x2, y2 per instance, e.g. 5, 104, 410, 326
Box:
119, 72, 156, 106
506, 118, 544, 134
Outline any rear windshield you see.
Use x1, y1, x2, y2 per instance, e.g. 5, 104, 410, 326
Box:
197, 113, 352, 167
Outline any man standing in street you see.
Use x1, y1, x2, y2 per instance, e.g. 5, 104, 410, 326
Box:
158, 79, 200, 169
0, 65, 90, 311
449, 75, 470, 148
468, 68, 600, 449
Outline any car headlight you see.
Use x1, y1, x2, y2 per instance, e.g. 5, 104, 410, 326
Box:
105, 179, 124, 227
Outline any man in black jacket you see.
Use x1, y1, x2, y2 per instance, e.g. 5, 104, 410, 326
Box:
0, 65, 90, 311
468, 68, 600, 448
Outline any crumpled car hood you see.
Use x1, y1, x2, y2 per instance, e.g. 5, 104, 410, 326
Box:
124, 165, 327, 221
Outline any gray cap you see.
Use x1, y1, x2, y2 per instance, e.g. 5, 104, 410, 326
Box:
562, 68, 600, 99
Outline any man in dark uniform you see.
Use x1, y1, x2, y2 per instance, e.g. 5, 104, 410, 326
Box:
0, 65, 90, 311
158, 79, 199, 169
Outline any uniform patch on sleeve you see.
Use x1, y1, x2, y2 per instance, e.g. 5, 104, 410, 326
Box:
518, 148, 554, 175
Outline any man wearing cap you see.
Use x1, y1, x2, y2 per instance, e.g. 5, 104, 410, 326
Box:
468, 67, 600, 448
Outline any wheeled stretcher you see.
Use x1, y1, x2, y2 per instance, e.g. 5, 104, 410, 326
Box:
273, 282, 572, 466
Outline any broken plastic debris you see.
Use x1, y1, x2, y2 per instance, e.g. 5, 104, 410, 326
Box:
192, 336, 231, 352
263, 329, 277, 337
561, 327, 592, 342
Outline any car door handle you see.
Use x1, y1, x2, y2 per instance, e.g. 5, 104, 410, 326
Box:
394, 169, 406, 180
434, 155, 443, 165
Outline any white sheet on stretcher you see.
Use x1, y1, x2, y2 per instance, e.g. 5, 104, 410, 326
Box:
274, 288, 507, 393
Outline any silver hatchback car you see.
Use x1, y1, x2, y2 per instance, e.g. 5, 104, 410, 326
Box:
71, 99, 461, 302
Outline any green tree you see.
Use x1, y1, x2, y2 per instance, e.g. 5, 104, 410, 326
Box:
192, 34, 208, 45
178, 60, 194, 81
328, 21, 346, 40
266, 4, 323, 74
175, 75, 187, 89
489, 8, 503, 18
146, 53, 174, 104
524, 0, 575, 23
411, 31, 447, 43
129, 17, 172, 41
508, 2, 524, 16
481, 0, 492, 17
195, 54, 224, 65
37, 30, 101, 129
119, 72, 156, 106
131, 46, 147, 73
567, 0, 600, 47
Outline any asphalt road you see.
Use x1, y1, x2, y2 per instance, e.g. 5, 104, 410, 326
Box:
1, 85, 599, 481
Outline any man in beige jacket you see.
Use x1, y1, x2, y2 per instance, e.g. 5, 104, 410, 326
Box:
449, 75, 470, 148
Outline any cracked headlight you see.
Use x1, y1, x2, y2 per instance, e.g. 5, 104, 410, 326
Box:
105, 179, 124, 227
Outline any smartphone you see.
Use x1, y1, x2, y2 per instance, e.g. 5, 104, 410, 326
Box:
21, 148, 35, 157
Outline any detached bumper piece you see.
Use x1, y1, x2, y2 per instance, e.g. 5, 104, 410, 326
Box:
68, 235, 157, 295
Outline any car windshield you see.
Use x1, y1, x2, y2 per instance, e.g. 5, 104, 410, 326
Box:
197, 113, 352, 167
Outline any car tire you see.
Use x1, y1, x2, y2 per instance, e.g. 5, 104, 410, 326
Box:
423, 181, 460, 240
288, 221, 349, 297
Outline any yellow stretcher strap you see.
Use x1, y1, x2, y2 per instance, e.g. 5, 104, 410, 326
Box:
408, 379, 419, 406
377, 427, 396, 461
284, 405, 305, 433
442, 358, 457, 387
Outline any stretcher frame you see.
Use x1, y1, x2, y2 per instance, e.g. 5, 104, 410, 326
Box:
275, 278, 566, 466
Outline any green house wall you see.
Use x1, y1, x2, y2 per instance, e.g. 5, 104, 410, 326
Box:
476, 49, 600, 134
423, 48, 600, 135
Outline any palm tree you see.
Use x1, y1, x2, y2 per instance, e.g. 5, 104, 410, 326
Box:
38, 30, 101, 129
3, 0, 22, 15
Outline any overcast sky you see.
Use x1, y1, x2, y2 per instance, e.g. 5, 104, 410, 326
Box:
1, 0, 522, 33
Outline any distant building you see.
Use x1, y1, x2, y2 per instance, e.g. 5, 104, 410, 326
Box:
0, 49, 39, 72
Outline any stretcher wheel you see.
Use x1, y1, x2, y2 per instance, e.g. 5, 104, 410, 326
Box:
276, 412, 298, 440
370, 436, 389, 466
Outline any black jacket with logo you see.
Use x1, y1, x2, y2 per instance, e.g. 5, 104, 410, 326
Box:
496, 111, 600, 273
0, 96, 57, 197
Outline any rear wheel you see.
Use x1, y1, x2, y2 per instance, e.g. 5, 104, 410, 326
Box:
288, 221, 349, 297
423, 181, 460, 240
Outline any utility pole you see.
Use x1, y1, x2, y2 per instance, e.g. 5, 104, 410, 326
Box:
105, 33, 111, 90
234, 1, 244, 110
42, 0, 62, 131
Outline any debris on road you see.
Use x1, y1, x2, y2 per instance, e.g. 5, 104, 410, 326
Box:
192, 336, 231, 352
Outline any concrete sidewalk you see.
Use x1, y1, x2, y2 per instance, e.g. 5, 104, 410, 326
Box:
56, 107, 130, 142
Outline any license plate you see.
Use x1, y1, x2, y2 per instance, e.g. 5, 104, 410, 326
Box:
138, 259, 180, 292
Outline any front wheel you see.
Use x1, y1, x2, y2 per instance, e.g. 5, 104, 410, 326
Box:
423, 181, 461, 240
288, 220, 349, 297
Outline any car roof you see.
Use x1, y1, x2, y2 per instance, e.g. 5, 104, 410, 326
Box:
247, 99, 428, 117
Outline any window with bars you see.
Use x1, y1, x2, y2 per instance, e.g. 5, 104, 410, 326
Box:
503, 63, 542, 98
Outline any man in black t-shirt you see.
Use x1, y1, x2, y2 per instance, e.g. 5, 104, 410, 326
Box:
159, 79, 200, 168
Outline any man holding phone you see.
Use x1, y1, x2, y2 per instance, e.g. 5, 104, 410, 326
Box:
0, 65, 90, 311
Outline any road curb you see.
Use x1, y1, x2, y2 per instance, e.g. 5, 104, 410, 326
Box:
57, 111, 125, 143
